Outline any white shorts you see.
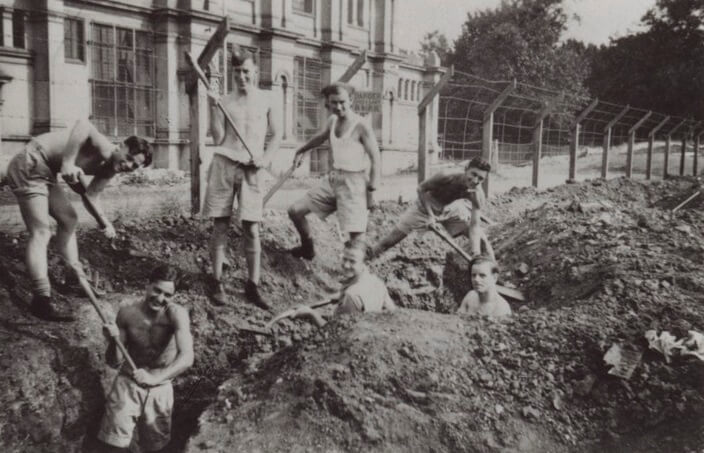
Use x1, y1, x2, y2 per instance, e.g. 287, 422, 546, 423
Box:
302, 169, 368, 234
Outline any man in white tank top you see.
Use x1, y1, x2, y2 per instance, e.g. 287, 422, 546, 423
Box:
204, 47, 282, 309
287, 82, 381, 259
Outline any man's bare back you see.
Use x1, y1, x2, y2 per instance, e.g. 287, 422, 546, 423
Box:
32, 123, 118, 176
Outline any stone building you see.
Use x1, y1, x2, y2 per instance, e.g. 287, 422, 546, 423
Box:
0, 0, 444, 175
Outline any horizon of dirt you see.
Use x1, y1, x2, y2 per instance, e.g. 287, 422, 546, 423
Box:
0, 175, 702, 452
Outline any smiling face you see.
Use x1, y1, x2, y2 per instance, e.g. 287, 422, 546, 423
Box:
112, 146, 146, 173
464, 166, 488, 189
233, 58, 257, 93
326, 89, 352, 119
145, 280, 176, 313
471, 261, 497, 294
341, 247, 366, 284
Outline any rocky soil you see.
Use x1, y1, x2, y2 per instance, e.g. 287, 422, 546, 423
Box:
0, 176, 703, 452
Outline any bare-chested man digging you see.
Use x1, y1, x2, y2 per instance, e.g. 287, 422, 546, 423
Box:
4, 119, 151, 321
205, 47, 281, 309
98, 264, 193, 452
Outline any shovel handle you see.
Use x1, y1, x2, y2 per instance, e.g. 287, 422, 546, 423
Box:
264, 164, 296, 206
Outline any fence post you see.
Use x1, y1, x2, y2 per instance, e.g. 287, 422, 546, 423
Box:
695, 131, 702, 176
601, 105, 630, 179
568, 98, 598, 183
646, 116, 669, 180
186, 17, 230, 216
680, 126, 689, 176
626, 110, 652, 178
481, 80, 516, 194
417, 65, 454, 183
532, 94, 562, 187
665, 119, 687, 178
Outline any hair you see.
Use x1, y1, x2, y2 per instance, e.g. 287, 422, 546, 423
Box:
124, 136, 153, 167
321, 82, 355, 99
230, 46, 256, 67
343, 238, 366, 260
470, 254, 499, 275
149, 264, 179, 284
466, 156, 491, 173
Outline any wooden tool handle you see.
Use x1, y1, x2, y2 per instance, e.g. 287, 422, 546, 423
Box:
263, 164, 296, 206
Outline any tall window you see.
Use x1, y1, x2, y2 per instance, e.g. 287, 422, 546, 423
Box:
294, 56, 325, 173
90, 24, 155, 137
12, 10, 25, 49
357, 0, 364, 26
293, 0, 313, 14
64, 18, 84, 61
347, 0, 364, 26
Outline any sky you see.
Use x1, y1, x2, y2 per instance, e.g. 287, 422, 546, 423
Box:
396, 0, 657, 51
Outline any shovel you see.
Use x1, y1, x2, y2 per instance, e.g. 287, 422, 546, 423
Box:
266, 292, 342, 330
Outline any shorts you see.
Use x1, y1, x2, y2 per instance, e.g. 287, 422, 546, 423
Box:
397, 198, 473, 237
98, 374, 174, 452
6, 141, 57, 201
203, 153, 263, 221
303, 169, 368, 234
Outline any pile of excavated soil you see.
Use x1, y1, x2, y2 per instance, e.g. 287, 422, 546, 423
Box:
1, 176, 702, 452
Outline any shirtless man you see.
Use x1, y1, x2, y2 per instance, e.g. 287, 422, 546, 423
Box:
457, 255, 511, 319
205, 47, 281, 309
5, 119, 151, 321
368, 156, 492, 259
274, 239, 395, 328
98, 264, 194, 452
287, 82, 381, 260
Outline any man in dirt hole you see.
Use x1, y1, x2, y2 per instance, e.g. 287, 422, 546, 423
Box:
269, 239, 395, 328
287, 82, 381, 260
204, 46, 281, 309
98, 264, 194, 453
457, 255, 511, 319
367, 156, 493, 260
3, 119, 152, 321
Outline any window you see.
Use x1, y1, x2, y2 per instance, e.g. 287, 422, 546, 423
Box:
90, 24, 155, 137
410, 81, 416, 101
404, 80, 409, 100
397, 78, 403, 99
12, 10, 25, 49
417, 82, 421, 101
294, 56, 326, 173
347, 0, 364, 26
64, 18, 84, 61
293, 0, 313, 14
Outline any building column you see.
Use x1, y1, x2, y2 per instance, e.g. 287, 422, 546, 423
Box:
0, 71, 13, 157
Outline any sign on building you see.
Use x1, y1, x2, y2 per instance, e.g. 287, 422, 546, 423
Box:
353, 90, 382, 116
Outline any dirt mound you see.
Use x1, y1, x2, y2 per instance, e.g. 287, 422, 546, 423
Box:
1, 176, 703, 452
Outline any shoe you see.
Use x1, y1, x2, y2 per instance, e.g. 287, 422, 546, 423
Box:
210, 281, 228, 306
29, 295, 76, 322
245, 280, 271, 311
290, 239, 315, 260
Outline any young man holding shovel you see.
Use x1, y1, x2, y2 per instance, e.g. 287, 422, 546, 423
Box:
4, 119, 151, 321
204, 47, 281, 309
368, 156, 492, 259
287, 82, 381, 259
268, 239, 395, 328
98, 264, 194, 452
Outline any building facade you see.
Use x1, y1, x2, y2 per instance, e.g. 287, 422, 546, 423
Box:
0, 0, 444, 175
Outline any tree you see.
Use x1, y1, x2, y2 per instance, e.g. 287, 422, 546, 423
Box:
420, 31, 451, 65
449, 0, 589, 100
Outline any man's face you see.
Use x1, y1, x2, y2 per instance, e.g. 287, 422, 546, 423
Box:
112, 146, 146, 173
341, 249, 365, 283
233, 58, 257, 92
146, 280, 175, 312
326, 90, 352, 118
465, 166, 488, 189
471, 261, 497, 294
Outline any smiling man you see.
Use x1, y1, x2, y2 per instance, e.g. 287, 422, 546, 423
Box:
456, 255, 511, 319
282, 239, 395, 328
204, 47, 281, 309
98, 264, 193, 453
287, 82, 381, 260
5, 119, 151, 321
368, 156, 492, 260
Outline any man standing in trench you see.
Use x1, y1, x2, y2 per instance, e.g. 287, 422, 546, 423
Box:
98, 264, 194, 452
204, 47, 281, 309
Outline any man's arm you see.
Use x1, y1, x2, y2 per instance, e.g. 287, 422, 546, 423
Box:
468, 193, 482, 256
208, 92, 228, 146
151, 305, 194, 384
293, 117, 332, 166
262, 93, 283, 167
80, 170, 116, 235
104, 309, 128, 368
359, 120, 381, 190
417, 172, 449, 212
61, 120, 115, 183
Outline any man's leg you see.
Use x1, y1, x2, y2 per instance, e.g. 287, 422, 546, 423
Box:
242, 220, 269, 310
47, 184, 84, 281
16, 194, 75, 321
209, 217, 230, 305
287, 200, 315, 259
367, 228, 408, 259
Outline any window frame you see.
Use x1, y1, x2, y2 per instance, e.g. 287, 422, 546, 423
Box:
64, 17, 85, 63
292, 0, 314, 15
12, 9, 25, 49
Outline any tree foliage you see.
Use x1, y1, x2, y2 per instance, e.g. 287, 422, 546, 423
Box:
586, 0, 704, 119
420, 31, 452, 65
449, 0, 589, 100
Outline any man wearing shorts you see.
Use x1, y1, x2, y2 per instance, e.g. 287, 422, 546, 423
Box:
5, 119, 151, 321
287, 82, 381, 259
98, 264, 193, 452
205, 47, 281, 308
368, 156, 492, 259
